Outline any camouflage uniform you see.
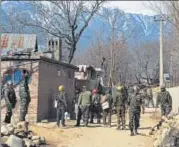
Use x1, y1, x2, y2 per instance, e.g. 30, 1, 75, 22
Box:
114, 88, 128, 130
56, 91, 67, 127
147, 88, 154, 107
156, 90, 172, 117
90, 94, 101, 124
128, 90, 142, 135
141, 88, 147, 114
19, 76, 31, 121
4, 84, 17, 123
103, 91, 113, 127
77, 90, 92, 126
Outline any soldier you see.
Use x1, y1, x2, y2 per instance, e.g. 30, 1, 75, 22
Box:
114, 85, 128, 130
90, 89, 101, 124
156, 85, 172, 117
75, 86, 92, 127
141, 88, 147, 114
74, 89, 81, 120
102, 89, 113, 127
94, 75, 103, 95
147, 87, 154, 107
19, 70, 31, 122
128, 86, 142, 136
4, 81, 17, 124
56, 85, 67, 127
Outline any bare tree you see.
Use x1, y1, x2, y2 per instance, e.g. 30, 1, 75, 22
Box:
9, 1, 105, 63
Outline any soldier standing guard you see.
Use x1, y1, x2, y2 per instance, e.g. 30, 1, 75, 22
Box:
156, 85, 172, 117
56, 85, 67, 127
114, 85, 128, 130
19, 70, 31, 121
75, 86, 92, 127
90, 89, 101, 124
128, 86, 142, 136
4, 81, 17, 124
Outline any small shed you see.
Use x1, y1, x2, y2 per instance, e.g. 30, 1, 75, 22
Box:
1, 56, 78, 122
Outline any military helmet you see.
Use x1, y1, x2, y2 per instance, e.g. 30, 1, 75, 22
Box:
58, 85, 64, 92
160, 84, 166, 89
116, 85, 122, 91
7, 81, 13, 86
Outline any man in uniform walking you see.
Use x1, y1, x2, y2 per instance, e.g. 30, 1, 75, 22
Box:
128, 85, 142, 136
75, 86, 92, 127
156, 85, 172, 117
102, 89, 113, 127
147, 87, 154, 107
114, 85, 128, 130
56, 85, 67, 127
4, 81, 17, 124
19, 70, 31, 121
90, 88, 101, 124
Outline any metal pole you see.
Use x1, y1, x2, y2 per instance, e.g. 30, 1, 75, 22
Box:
160, 20, 164, 86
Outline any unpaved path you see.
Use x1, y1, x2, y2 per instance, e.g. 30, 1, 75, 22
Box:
30, 108, 160, 147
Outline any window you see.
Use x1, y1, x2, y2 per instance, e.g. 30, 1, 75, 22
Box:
3, 68, 31, 86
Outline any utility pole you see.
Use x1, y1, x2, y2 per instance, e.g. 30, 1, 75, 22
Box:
154, 15, 165, 86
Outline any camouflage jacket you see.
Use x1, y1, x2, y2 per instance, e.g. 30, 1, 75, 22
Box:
56, 92, 67, 109
129, 93, 142, 112
4, 87, 17, 109
78, 91, 92, 106
113, 91, 127, 107
19, 77, 30, 102
156, 91, 172, 107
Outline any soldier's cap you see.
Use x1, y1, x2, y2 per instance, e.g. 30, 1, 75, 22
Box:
160, 85, 166, 89
7, 81, 13, 86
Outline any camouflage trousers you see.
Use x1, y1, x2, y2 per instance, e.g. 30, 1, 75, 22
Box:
161, 105, 172, 117
56, 108, 65, 126
90, 104, 101, 123
129, 110, 141, 131
19, 101, 30, 121
4, 103, 12, 124
147, 97, 154, 107
76, 105, 90, 126
103, 108, 112, 126
116, 106, 126, 128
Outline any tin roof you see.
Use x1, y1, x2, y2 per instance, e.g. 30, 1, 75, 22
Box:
1, 33, 38, 56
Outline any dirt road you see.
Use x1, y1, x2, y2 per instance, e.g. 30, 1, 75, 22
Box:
30, 108, 160, 147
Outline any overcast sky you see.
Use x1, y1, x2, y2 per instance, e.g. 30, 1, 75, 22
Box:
104, 1, 156, 16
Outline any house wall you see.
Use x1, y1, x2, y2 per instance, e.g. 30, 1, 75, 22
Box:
37, 60, 76, 121
1, 60, 39, 123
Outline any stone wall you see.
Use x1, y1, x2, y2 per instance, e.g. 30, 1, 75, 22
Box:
1, 60, 39, 123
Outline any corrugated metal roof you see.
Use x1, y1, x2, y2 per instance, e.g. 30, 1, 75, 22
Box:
0, 33, 38, 56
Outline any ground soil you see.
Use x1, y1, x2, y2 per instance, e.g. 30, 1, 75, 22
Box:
30, 108, 160, 147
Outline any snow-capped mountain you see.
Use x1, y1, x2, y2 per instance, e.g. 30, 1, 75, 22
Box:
1, 2, 171, 50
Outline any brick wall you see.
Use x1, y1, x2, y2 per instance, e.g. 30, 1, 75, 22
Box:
1, 60, 39, 123
37, 60, 76, 121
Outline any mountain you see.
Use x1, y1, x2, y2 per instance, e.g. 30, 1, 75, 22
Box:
1, 2, 171, 50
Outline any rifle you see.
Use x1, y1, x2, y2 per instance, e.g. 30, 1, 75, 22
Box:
149, 119, 165, 135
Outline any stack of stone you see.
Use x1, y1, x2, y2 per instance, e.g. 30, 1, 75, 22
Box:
1, 121, 46, 147
152, 115, 179, 147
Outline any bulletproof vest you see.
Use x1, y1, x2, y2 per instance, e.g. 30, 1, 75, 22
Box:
130, 93, 142, 108
159, 91, 171, 106
115, 91, 126, 106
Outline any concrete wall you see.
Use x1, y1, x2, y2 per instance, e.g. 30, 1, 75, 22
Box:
1, 60, 39, 123
167, 87, 179, 114
37, 60, 76, 121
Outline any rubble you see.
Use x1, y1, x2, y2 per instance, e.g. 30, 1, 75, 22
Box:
152, 114, 179, 147
1, 121, 46, 147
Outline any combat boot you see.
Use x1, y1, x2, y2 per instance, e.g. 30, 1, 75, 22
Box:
134, 129, 139, 135
130, 129, 134, 136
